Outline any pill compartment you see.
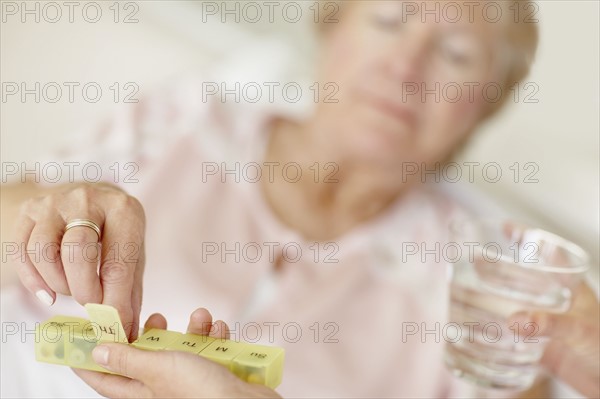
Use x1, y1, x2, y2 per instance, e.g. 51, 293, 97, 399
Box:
64, 323, 113, 373
164, 333, 215, 354
132, 329, 182, 351
198, 339, 246, 369
231, 344, 285, 389
84, 303, 128, 343
35, 316, 88, 365
35, 309, 285, 389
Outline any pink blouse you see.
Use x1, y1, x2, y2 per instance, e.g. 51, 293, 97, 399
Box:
1, 71, 502, 398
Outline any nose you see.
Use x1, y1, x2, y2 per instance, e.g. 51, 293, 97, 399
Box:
387, 23, 432, 84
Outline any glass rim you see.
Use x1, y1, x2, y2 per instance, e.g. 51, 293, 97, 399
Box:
449, 218, 590, 274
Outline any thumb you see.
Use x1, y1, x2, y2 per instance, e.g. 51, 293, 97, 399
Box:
509, 311, 591, 342
92, 343, 172, 382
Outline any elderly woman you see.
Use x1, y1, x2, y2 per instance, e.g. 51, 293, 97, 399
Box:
3, 1, 598, 398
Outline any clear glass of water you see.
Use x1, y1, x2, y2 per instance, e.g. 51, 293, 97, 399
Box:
444, 219, 589, 390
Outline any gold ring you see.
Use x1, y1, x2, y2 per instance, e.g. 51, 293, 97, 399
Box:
65, 219, 102, 240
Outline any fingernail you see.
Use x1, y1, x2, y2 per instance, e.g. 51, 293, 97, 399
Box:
35, 290, 54, 306
92, 345, 110, 366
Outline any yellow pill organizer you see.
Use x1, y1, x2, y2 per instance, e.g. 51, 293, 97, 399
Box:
34, 304, 285, 389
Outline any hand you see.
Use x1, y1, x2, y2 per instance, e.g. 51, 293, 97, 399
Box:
74, 308, 281, 398
510, 283, 600, 398
10, 183, 145, 340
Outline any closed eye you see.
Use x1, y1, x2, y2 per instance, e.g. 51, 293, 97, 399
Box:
441, 44, 473, 66
371, 13, 403, 31
439, 36, 481, 67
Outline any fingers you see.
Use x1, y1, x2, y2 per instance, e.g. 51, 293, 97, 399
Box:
76, 310, 234, 398
61, 216, 104, 306
144, 313, 167, 333
187, 308, 213, 335
186, 308, 230, 339
91, 343, 169, 384
12, 184, 145, 340
73, 368, 151, 399
509, 311, 594, 342
28, 215, 70, 295
210, 320, 230, 340
84, 343, 252, 399
129, 244, 145, 341
569, 283, 600, 321
541, 340, 600, 399
99, 196, 145, 340
11, 213, 56, 305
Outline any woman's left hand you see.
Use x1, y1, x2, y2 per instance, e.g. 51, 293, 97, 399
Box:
510, 283, 600, 398
74, 308, 280, 398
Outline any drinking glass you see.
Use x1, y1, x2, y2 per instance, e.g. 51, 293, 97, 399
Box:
444, 218, 589, 390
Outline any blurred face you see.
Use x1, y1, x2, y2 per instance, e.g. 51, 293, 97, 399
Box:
312, 0, 507, 170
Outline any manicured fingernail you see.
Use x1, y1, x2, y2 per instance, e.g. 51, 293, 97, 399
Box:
92, 345, 110, 366
35, 290, 54, 306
